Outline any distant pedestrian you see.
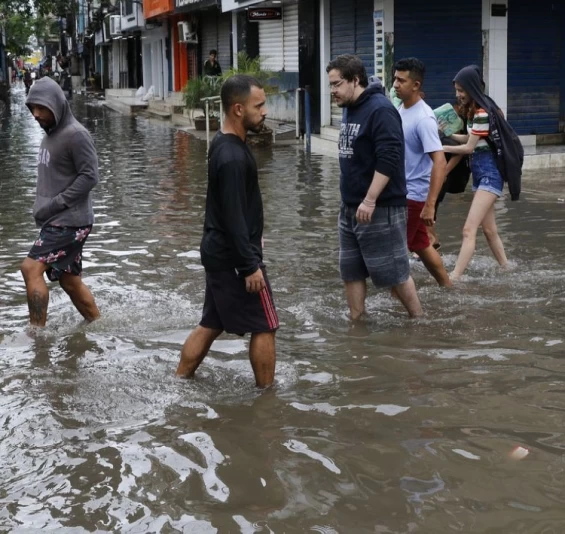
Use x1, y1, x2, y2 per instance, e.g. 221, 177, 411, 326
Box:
176, 75, 278, 388
23, 69, 32, 95
393, 57, 451, 287
22, 77, 100, 327
442, 66, 509, 281
203, 49, 222, 77
326, 54, 422, 318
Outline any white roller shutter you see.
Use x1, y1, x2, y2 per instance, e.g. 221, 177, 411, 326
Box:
282, 0, 298, 72
259, 18, 283, 71
259, 0, 298, 72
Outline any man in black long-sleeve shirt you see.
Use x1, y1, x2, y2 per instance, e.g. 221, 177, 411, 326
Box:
176, 75, 278, 388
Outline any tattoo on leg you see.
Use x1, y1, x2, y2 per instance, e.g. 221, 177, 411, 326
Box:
29, 289, 48, 324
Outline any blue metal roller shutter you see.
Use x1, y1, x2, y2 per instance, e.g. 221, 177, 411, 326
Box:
508, 0, 562, 135
394, 0, 482, 110
330, 0, 374, 124
330, 0, 374, 73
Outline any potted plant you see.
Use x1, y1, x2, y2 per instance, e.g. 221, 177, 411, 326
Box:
222, 52, 279, 146
182, 76, 221, 131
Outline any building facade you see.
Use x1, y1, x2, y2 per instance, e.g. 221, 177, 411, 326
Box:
92, 0, 563, 141
222, 0, 302, 123
317, 0, 565, 143
142, 0, 174, 98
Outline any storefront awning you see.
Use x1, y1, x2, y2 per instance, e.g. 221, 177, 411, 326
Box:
175, 0, 219, 14
221, 0, 262, 13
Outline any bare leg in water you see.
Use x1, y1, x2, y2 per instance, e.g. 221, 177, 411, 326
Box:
21, 258, 50, 327
451, 190, 507, 280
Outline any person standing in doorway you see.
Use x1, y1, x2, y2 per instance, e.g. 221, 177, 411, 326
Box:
393, 57, 451, 287
326, 54, 422, 319
176, 75, 278, 388
22, 77, 100, 327
442, 65, 509, 281
203, 49, 222, 77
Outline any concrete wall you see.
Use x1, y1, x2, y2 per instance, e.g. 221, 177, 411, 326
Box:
266, 71, 299, 123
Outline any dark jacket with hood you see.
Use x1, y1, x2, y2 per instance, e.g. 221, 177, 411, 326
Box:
454, 65, 523, 201
26, 77, 99, 227
338, 82, 406, 207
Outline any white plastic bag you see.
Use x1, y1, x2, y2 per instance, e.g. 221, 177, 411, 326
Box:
141, 86, 154, 102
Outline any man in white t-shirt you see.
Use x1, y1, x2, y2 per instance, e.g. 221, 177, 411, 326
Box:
394, 57, 451, 287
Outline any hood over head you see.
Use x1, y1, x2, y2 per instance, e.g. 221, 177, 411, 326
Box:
368, 75, 385, 94
453, 64, 498, 114
350, 80, 386, 108
26, 77, 72, 132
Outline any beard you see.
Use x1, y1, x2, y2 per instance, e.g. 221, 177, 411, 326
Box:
244, 116, 265, 134
239, 112, 265, 133
334, 95, 351, 108
37, 120, 53, 131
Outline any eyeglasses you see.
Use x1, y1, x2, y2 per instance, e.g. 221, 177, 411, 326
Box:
328, 79, 345, 91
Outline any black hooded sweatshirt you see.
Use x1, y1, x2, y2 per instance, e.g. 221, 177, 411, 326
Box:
338, 83, 407, 207
453, 65, 523, 200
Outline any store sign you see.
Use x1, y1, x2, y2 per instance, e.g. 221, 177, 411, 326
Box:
247, 7, 281, 21
143, 0, 174, 20
175, 0, 217, 12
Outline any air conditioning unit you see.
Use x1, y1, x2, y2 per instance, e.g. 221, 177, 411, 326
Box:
110, 15, 122, 37
178, 21, 198, 44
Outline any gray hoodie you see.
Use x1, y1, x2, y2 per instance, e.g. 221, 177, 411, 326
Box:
26, 77, 98, 227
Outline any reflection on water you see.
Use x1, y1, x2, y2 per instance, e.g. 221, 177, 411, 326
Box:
2, 85, 565, 532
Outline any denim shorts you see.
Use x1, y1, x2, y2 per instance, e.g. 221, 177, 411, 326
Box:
471, 151, 503, 197
338, 204, 410, 288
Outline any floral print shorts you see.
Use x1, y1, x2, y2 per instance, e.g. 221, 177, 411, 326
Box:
28, 225, 93, 282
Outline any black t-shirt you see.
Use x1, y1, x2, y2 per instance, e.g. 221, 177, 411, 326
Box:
200, 132, 263, 277
204, 60, 222, 77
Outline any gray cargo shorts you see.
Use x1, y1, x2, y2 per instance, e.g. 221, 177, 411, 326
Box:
338, 203, 410, 288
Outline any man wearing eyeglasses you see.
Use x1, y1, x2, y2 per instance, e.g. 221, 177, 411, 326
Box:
326, 54, 422, 319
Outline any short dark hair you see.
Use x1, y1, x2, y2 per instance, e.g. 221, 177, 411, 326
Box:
326, 54, 368, 88
221, 74, 263, 109
394, 57, 426, 85
209, 49, 217, 56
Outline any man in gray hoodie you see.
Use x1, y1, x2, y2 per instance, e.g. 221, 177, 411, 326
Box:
22, 77, 100, 327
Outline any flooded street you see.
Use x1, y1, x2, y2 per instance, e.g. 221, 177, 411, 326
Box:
2, 85, 565, 533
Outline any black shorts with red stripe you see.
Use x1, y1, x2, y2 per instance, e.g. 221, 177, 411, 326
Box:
199, 266, 279, 335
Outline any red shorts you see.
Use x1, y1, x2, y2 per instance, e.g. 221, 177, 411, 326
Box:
407, 200, 430, 252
